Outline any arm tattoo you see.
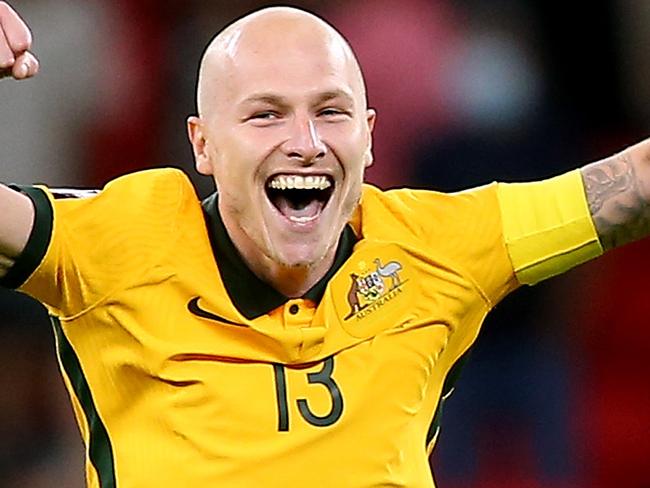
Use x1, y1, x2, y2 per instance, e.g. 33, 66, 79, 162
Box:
581, 153, 650, 250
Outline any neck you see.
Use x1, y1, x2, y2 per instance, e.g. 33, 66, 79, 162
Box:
219, 214, 338, 299
248, 251, 336, 298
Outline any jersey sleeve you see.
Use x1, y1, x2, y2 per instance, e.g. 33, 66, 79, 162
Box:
0, 168, 192, 318
426, 183, 520, 307
362, 168, 602, 307
496, 169, 603, 285
360, 183, 518, 307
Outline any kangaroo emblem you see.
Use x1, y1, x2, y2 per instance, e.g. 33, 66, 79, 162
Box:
347, 273, 362, 314
344, 257, 405, 320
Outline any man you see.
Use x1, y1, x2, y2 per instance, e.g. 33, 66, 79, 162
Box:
1, 3, 649, 488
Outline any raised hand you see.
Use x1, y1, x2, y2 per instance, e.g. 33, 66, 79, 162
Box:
0, 1, 39, 80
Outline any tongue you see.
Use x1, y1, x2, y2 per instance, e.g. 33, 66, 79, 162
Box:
275, 195, 323, 221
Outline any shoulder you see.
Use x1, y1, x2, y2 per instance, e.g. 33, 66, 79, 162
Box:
355, 182, 500, 242
96, 167, 193, 206
359, 182, 499, 214
40, 167, 200, 258
51, 167, 197, 226
355, 182, 515, 306
8, 168, 202, 312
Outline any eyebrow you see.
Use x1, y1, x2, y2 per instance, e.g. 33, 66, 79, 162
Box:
313, 90, 355, 106
239, 89, 355, 108
239, 94, 288, 106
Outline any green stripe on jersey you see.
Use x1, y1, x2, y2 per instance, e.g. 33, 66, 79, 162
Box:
52, 316, 116, 488
426, 349, 472, 448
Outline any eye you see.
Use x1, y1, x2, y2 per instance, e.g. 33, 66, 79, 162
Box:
319, 108, 343, 117
318, 108, 346, 117
249, 111, 280, 121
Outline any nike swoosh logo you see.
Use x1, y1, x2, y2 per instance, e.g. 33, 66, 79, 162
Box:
187, 297, 245, 327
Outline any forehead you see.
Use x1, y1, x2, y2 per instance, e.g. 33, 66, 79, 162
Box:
213, 25, 363, 106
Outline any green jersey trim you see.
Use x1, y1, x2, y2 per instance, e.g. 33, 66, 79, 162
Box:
0, 186, 53, 289
52, 316, 116, 488
426, 349, 472, 449
202, 193, 356, 319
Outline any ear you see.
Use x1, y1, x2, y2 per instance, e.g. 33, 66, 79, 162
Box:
187, 116, 213, 176
363, 108, 377, 169
366, 108, 377, 133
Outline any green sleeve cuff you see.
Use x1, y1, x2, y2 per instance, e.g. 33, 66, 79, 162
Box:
0, 186, 53, 289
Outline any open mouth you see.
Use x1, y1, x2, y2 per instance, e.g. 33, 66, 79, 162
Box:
265, 174, 334, 224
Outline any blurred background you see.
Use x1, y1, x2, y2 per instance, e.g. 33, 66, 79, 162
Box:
0, 0, 649, 487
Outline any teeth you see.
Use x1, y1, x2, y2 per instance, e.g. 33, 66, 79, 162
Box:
268, 175, 332, 191
289, 215, 319, 223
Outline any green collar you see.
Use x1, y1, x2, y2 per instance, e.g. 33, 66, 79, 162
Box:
202, 193, 356, 319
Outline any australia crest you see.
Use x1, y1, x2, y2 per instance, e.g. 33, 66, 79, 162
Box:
345, 258, 406, 320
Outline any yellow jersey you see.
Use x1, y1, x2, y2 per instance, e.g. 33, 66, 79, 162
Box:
2, 168, 601, 488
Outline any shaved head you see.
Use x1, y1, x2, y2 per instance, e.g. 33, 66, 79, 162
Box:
196, 7, 367, 118
187, 5, 376, 297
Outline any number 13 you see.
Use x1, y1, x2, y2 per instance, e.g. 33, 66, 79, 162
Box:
272, 356, 344, 431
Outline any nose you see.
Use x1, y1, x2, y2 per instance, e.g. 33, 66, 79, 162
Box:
282, 116, 327, 164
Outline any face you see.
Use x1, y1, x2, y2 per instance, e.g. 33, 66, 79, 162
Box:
189, 23, 376, 270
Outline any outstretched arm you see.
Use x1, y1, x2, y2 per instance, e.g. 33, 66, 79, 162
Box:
0, 1, 40, 276
581, 140, 650, 251
0, 185, 34, 273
